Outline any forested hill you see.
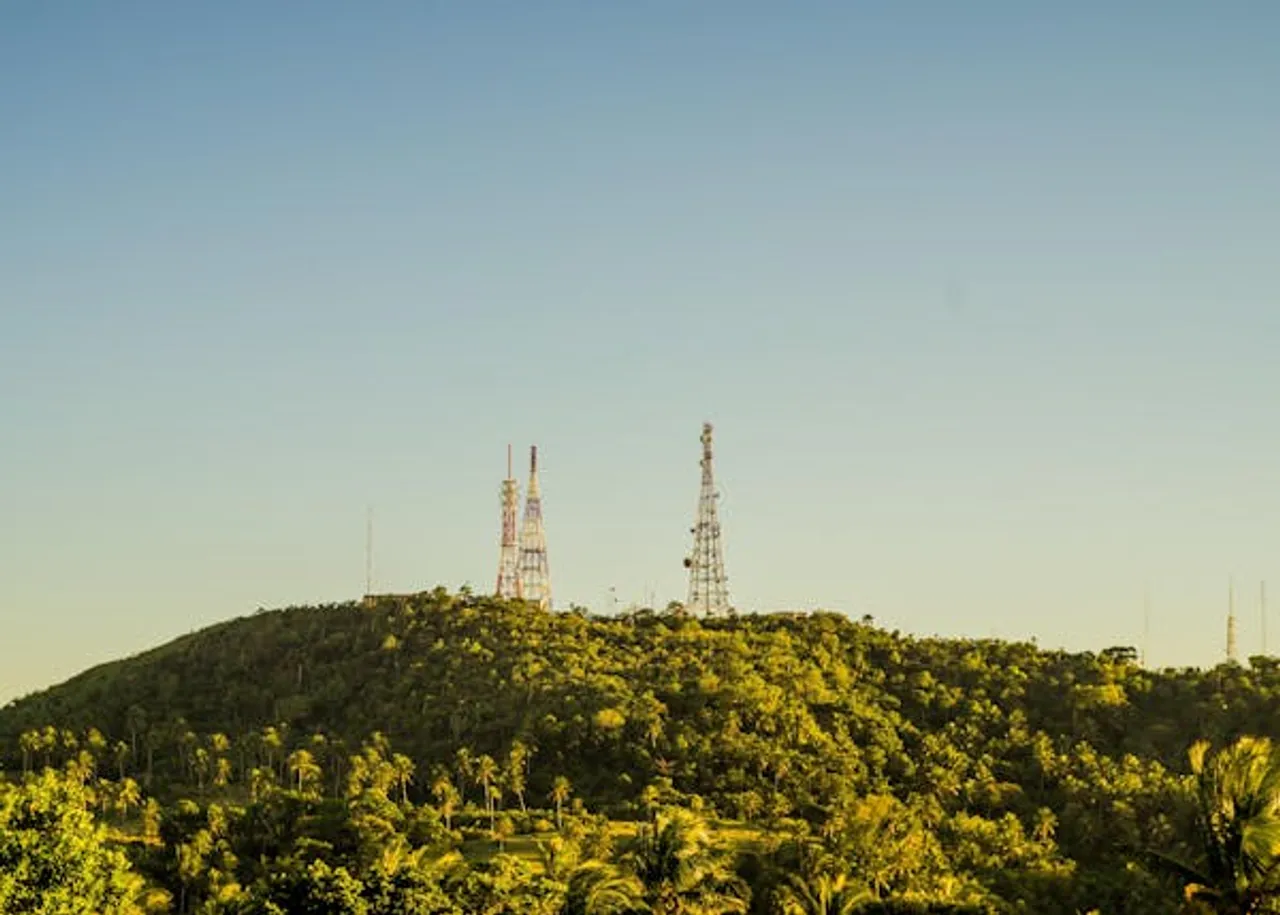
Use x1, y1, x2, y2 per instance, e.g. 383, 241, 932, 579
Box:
3, 590, 1275, 792
6, 590, 1280, 911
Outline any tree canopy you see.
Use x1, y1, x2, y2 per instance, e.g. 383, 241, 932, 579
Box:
2, 590, 1279, 912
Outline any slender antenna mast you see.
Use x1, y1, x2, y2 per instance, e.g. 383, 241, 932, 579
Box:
1142, 585, 1151, 668
1227, 576, 1238, 664
1263, 580, 1269, 656
365, 505, 374, 596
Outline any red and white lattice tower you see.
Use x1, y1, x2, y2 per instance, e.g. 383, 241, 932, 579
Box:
518, 445, 552, 609
495, 444, 523, 600
684, 422, 732, 617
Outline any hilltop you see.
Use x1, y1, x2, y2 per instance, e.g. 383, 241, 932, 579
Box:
5, 589, 1280, 912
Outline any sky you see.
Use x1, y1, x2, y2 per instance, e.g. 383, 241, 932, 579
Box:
2, 2, 1280, 702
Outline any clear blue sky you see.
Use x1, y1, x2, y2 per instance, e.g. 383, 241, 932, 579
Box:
3, 2, 1279, 702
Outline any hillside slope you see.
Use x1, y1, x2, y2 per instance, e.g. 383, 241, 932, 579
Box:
4, 590, 1274, 784
5, 589, 1280, 911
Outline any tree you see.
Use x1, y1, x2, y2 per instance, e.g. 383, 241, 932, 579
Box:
540, 836, 645, 915
506, 740, 531, 814
113, 740, 132, 781
623, 807, 749, 914
233, 858, 368, 915
475, 754, 498, 832
431, 770, 459, 832
114, 778, 141, 824
550, 776, 573, 830
1153, 736, 1280, 914
288, 748, 324, 798
0, 768, 147, 914
19, 729, 40, 774
778, 872, 871, 915
391, 753, 415, 805
562, 860, 645, 915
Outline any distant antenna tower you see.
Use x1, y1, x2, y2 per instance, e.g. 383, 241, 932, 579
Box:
1142, 586, 1151, 668
518, 445, 551, 610
684, 421, 732, 617
365, 505, 374, 596
496, 445, 523, 600
1263, 581, 1269, 656
1227, 577, 1238, 663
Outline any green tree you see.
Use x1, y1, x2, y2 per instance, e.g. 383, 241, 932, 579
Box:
288, 748, 324, 798
431, 770, 459, 832
0, 769, 147, 914
623, 807, 749, 914
778, 872, 870, 915
1155, 736, 1280, 914
550, 776, 572, 830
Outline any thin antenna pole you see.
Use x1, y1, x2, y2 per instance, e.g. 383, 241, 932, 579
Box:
365, 505, 374, 596
1227, 576, 1238, 663
1263, 580, 1269, 656
1142, 585, 1151, 668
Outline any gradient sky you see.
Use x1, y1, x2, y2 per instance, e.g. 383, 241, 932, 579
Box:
3, 2, 1280, 702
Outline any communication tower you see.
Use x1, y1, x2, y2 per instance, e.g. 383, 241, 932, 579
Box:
495, 445, 522, 600
684, 422, 732, 617
1227, 578, 1239, 663
518, 445, 552, 609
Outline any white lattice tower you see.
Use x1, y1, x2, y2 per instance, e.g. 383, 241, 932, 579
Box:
495, 444, 522, 600
518, 445, 551, 609
685, 422, 731, 617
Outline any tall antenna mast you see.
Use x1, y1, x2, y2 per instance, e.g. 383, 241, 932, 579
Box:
1227, 577, 1238, 664
365, 505, 374, 596
684, 421, 732, 617
496, 444, 523, 600
518, 445, 552, 610
1142, 585, 1151, 668
1263, 580, 1269, 656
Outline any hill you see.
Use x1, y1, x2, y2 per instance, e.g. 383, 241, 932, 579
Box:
5, 589, 1280, 912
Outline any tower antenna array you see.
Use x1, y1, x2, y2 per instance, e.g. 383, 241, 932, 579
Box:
518, 445, 552, 609
496, 444, 523, 600
684, 421, 732, 617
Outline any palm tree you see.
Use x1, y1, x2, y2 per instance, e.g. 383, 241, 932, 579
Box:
564, 861, 647, 915
623, 807, 749, 914
19, 730, 39, 774
1152, 736, 1280, 914
540, 836, 646, 915
550, 776, 573, 830
287, 748, 323, 798
507, 740, 531, 813
778, 873, 870, 915
391, 753, 414, 805
432, 770, 459, 831
475, 754, 499, 831
114, 778, 141, 824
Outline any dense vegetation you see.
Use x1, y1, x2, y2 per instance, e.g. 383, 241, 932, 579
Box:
5, 589, 1280, 912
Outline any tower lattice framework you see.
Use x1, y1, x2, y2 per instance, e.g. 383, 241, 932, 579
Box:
495, 444, 523, 600
685, 422, 731, 617
518, 445, 551, 609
